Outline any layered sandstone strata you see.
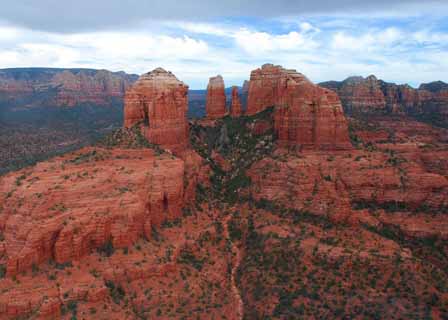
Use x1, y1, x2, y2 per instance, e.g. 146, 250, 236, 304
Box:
247, 64, 352, 149
206, 75, 227, 119
247, 117, 448, 222
320, 76, 448, 118
124, 68, 189, 154
0, 147, 190, 276
322, 76, 387, 114
230, 86, 242, 117
0, 68, 137, 107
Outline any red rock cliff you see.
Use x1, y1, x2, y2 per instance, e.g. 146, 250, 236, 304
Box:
230, 86, 242, 117
0, 148, 187, 275
320, 76, 448, 120
206, 75, 227, 119
0, 68, 137, 107
333, 76, 387, 115
124, 68, 189, 155
247, 64, 352, 149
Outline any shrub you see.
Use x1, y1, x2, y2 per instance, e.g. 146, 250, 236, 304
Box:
105, 280, 126, 304
97, 239, 114, 257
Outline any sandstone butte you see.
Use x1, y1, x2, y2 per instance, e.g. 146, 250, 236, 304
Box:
320, 75, 448, 117
123, 68, 190, 155
246, 64, 352, 150
229, 86, 243, 117
205, 75, 227, 119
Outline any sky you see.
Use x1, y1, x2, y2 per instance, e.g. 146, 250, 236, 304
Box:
0, 1, 447, 88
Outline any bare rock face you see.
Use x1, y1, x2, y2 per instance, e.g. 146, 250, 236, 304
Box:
124, 68, 189, 155
206, 75, 227, 119
242, 80, 250, 95
246, 64, 295, 116
335, 76, 387, 115
0, 145, 209, 277
247, 64, 351, 149
230, 86, 242, 117
0, 68, 137, 107
0, 147, 189, 276
320, 77, 448, 122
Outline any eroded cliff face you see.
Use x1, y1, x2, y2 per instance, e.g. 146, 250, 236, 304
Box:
230, 86, 242, 117
124, 68, 190, 155
188, 109, 448, 319
206, 75, 227, 119
1, 65, 448, 319
0, 148, 190, 276
0, 68, 137, 107
246, 64, 351, 149
320, 76, 448, 123
246, 64, 304, 116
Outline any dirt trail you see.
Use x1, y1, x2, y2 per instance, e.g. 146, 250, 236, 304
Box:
223, 214, 244, 320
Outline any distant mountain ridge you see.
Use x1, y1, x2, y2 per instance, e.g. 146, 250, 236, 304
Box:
320, 76, 448, 127
0, 67, 139, 108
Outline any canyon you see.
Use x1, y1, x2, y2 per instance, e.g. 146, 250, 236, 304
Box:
0, 65, 447, 319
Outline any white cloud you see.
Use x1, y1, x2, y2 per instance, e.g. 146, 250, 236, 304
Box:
174, 22, 234, 37
0, 18, 447, 88
331, 28, 402, 52
234, 28, 319, 56
0, 26, 21, 41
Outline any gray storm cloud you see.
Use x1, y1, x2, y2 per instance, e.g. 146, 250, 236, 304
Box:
1, 0, 447, 33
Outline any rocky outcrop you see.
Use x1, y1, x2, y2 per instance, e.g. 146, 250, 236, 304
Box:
230, 86, 242, 117
320, 77, 448, 122
246, 64, 351, 149
124, 68, 190, 155
321, 76, 387, 115
248, 119, 448, 222
246, 64, 299, 116
0, 68, 137, 107
0, 147, 192, 276
206, 75, 227, 119
242, 80, 250, 95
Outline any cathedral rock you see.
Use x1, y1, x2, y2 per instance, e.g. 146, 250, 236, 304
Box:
247, 64, 352, 150
206, 75, 227, 119
124, 68, 189, 155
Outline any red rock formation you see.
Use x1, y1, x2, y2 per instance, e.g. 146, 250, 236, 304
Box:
230, 86, 242, 117
246, 64, 287, 116
242, 80, 250, 96
337, 75, 387, 114
320, 77, 448, 121
0, 68, 137, 107
246, 64, 352, 149
248, 141, 448, 223
124, 68, 189, 155
0, 147, 189, 276
206, 75, 227, 119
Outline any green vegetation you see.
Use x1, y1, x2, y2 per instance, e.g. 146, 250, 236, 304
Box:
97, 239, 115, 257
65, 149, 108, 165
0, 264, 6, 278
351, 199, 448, 214
177, 249, 205, 271
61, 299, 79, 319
0, 102, 125, 176
105, 280, 126, 304
190, 107, 275, 205
97, 123, 164, 154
